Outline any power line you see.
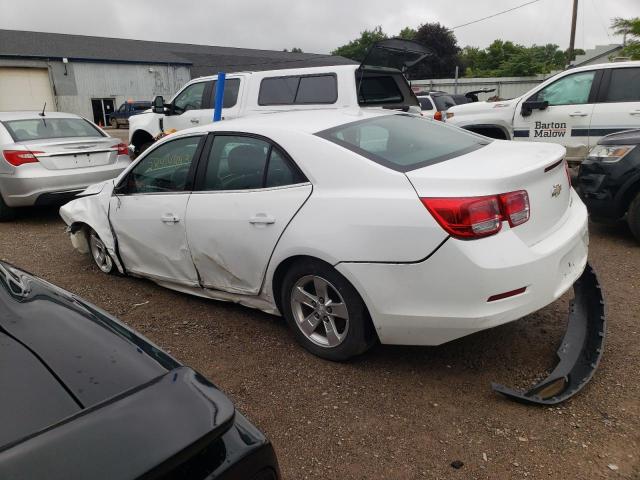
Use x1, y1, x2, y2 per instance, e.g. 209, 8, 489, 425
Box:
452, 0, 544, 30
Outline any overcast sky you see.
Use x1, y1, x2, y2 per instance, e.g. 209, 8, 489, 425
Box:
1, 0, 638, 53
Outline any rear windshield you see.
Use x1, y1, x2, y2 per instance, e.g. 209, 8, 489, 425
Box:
432, 95, 456, 111
316, 114, 488, 172
3, 118, 104, 142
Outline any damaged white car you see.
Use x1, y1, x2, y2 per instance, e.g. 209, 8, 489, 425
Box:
60, 109, 604, 403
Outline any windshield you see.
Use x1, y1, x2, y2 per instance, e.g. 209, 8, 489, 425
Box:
316, 114, 488, 172
3, 118, 104, 142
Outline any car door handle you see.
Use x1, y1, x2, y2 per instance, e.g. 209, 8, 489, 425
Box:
190, 119, 200, 124
569, 112, 588, 117
249, 214, 275, 225
161, 214, 180, 224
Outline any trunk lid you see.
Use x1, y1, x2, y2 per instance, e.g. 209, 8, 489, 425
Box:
18, 137, 120, 170
406, 140, 571, 246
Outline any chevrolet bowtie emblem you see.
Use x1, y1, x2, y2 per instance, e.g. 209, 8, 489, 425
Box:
551, 184, 562, 198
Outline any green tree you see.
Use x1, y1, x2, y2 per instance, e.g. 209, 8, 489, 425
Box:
611, 17, 640, 59
331, 26, 388, 62
410, 22, 460, 79
398, 27, 417, 40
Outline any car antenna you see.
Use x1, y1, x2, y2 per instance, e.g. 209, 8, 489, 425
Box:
38, 102, 46, 117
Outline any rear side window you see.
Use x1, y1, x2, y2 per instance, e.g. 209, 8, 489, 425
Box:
316, 114, 487, 172
358, 76, 403, 105
258, 74, 337, 105
3, 118, 104, 141
603, 68, 640, 102
209, 78, 241, 108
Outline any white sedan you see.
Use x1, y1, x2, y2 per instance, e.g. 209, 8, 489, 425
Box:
60, 109, 588, 361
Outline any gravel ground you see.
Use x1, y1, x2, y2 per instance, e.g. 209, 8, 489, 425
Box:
0, 207, 638, 479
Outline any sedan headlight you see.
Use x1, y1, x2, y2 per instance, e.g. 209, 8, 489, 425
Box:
588, 144, 635, 163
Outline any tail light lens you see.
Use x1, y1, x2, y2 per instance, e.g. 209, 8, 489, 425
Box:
2, 150, 43, 167
421, 190, 530, 239
116, 143, 129, 155
433, 111, 443, 121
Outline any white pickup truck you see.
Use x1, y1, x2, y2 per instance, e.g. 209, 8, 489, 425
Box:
446, 61, 640, 164
129, 39, 431, 156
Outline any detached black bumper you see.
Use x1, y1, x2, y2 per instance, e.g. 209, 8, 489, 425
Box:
492, 264, 606, 405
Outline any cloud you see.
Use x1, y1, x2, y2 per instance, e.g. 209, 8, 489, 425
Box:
0, 0, 637, 53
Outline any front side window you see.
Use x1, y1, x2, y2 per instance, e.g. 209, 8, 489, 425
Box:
534, 71, 596, 106
201, 135, 305, 191
173, 82, 206, 113
317, 114, 487, 172
3, 118, 104, 142
123, 136, 201, 194
603, 68, 640, 103
118, 104, 126, 112
258, 74, 337, 105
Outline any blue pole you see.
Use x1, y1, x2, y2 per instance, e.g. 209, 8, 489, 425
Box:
213, 72, 226, 122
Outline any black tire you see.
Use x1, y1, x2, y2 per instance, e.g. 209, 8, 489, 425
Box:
627, 192, 640, 243
134, 141, 153, 159
110, 118, 118, 129
280, 259, 377, 361
87, 228, 115, 274
0, 194, 16, 221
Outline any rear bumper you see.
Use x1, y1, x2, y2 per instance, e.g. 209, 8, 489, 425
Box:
336, 189, 589, 346
0, 155, 130, 207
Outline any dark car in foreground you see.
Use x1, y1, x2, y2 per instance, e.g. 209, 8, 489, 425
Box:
577, 129, 640, 242
0, 261, 279, 480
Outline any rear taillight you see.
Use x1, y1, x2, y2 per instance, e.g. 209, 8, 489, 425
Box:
433, 111, 443, 121
116, 143, 129, 155
2, 150, 43, 167
421, 190, 530, 240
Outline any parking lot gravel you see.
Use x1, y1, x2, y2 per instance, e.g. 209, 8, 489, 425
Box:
1, 207, 638, 479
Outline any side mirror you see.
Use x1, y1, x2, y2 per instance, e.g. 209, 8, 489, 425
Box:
152, 95, 166, 114
521, 100, 549, 117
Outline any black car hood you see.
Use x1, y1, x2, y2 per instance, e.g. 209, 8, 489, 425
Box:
0, 263, 235, 461
599, 128, 640, 145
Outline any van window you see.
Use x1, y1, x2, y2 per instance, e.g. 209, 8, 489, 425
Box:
603, 68, 640, 103
258, 74, 337, 105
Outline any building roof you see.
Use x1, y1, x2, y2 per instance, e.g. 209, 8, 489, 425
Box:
0, 29, 355, 77
570, 44, 624, 67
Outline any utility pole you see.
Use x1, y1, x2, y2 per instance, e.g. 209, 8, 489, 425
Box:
567, 0, 578, 65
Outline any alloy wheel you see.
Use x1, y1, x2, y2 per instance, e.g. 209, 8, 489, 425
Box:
290, 275, 350, 348
89, 231, 113, 273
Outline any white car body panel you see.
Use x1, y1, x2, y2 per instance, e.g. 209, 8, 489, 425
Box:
62, 109, 589, 347
447, 61, 640, 163
186, 184, 313, 295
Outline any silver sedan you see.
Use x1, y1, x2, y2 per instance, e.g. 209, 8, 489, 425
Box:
0, 111, 131, 220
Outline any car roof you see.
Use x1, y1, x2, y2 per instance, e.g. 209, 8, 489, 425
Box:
568, 60, 640, 73
0, 111, 84, 121
186, 64, 359, 83
188, 108, 395, 136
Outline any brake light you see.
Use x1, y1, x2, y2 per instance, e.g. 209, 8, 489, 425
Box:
433, 111, 443, 121
116, 143, 129, 155
421, 190, 530, 239
2, 150, 43, 167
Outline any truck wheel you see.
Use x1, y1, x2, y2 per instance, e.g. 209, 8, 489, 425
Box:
0, 194, 16, 221
627, 192, 640, 243
110, 118, 118, 128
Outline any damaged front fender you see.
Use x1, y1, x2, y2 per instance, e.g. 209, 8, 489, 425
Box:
59, 180, 122, 272
492, 263, 605, 405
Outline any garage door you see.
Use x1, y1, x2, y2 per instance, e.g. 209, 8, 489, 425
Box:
0, 68, 56, 111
